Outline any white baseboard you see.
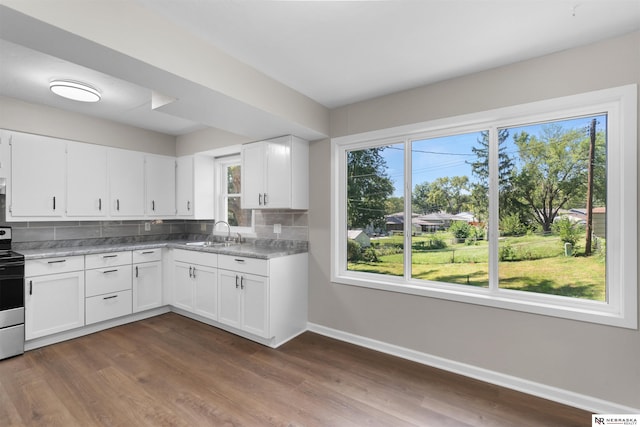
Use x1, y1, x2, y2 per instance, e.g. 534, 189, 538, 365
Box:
307, 322, 640, 414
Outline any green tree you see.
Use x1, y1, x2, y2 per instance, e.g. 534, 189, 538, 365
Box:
384, 196, 405, 215
412, 176, 470, 214
347, 147, 394, 230
468, 129, 521, 221
512, 125, 592, 232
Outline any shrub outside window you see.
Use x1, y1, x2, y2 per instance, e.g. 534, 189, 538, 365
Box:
332, 85, 637, 328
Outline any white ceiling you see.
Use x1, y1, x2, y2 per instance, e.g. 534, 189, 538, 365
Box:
1, 0, 639, 137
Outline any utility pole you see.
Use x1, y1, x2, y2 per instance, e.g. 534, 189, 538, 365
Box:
585, 118, 596, 256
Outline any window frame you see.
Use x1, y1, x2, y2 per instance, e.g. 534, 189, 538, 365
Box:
331, 85, 637, 328
214, 154, 255, 236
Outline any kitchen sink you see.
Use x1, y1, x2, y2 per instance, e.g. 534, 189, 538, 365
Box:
185, 241, 234, 247
185, 241, 208, 246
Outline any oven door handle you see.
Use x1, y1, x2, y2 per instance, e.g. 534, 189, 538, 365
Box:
0, 261, 25, 268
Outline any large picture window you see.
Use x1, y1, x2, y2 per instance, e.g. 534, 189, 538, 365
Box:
332, 85, 637, 328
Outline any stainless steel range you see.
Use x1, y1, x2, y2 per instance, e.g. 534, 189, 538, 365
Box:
0, 226, 25, 360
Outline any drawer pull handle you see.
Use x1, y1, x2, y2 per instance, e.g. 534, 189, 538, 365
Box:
48, 260, 66, 264
141, 251, 154, 254
234, 259, 246, 263
103, 269, 118, 274
98, 198, 102, 211
103, 254, 118, 258
189, 266, 193, 278
103, 295, 118, 300
29, 280, 32, 295
135, 266, 139, 278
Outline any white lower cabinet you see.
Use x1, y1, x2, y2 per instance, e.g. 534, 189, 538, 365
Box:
85, 290, 132, 325
218, 264, 269, 339
172, 250, 218, 321
85, 252, 132, 325
132, 249, 163, 313
25, 256, 85, 340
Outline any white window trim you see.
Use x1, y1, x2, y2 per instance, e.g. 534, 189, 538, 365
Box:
331, 84, 637, 329
214, 154, 256, 237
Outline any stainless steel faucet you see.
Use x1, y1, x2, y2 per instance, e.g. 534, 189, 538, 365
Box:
214, 220, 232, 242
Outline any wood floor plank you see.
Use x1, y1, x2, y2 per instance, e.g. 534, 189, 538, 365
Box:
0, 313, 591, 426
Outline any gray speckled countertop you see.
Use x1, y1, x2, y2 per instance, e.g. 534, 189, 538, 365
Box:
17, 239, 307, 261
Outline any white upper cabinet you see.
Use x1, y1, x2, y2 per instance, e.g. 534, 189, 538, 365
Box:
241, 135, 309, 210
145, 154, 176, 216
176, 155, 214, 219
0, 130, 10, 179
108, 148, 145, 217
10, 132, 66, 218
67, 142, 108, 217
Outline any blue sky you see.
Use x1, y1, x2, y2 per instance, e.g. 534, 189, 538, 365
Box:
381, 115, 605, 198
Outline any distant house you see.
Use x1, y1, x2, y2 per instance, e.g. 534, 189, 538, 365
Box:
558, 208, 606, 238
385, 213, 422, 235
386, 211, 472, 234
347, 229, 371, 247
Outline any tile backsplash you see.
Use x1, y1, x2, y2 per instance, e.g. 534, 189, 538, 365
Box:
3, 210, 308, 244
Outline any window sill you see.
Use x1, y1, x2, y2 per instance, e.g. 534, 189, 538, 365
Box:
332, 271, 637, 329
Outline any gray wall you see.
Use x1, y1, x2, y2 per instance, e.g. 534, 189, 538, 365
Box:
0, 95, 176, 156
309, 31, 640, 408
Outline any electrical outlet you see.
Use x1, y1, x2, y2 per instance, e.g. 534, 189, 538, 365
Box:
144, 222, 151, 231
273, 223, 282, 234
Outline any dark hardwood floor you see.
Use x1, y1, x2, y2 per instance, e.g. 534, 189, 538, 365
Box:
0, 313, 590, 426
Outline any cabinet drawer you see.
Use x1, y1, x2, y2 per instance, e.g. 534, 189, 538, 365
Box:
85, 251, 132, 269
86, 265, 132, 297
85, 290, 132, 325
173, 249, 217, 267
25, 256, 84, 277
132, 248, 162, 263
218, 254, 268, 276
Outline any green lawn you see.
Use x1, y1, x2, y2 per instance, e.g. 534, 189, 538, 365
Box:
348, 233, 606, 301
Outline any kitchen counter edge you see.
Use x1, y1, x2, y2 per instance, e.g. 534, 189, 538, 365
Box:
17, 241, 307, 261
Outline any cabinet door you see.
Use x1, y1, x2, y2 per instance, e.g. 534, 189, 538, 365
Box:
193, 264, 217, 320
172, 262, 194, 311
217, 269, 241, 329
67, 142, 108, 217
241, 273, 269, 338
241, 142, 265, 209
109, 149, 145, 216
10, 132, 66, 217
0, 130, 10, 178
264, 140, 291, 208
146, 154, 176, 216
133, 261, 163, 312
176, 156, 193, 216
25, 271, 85, 340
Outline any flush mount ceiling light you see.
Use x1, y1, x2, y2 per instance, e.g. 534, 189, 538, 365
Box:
49, 80, 101, 102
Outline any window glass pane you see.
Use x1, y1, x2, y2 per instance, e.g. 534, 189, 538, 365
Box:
227, 195, 252, 227
411, 132, 489, 287
498, 115, 607, 301
346, 144, 403, 277
227, 164, 241, 194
